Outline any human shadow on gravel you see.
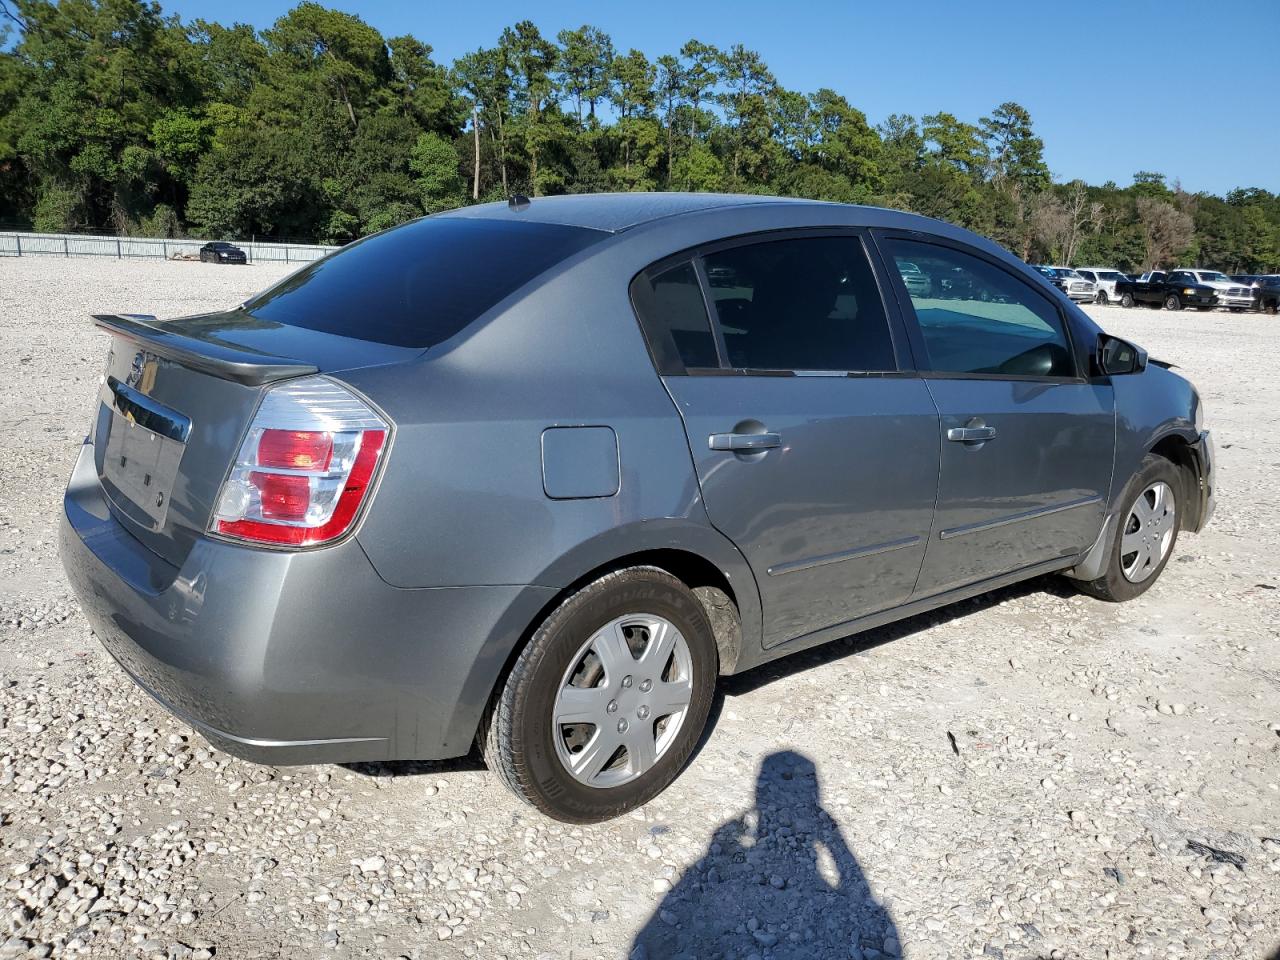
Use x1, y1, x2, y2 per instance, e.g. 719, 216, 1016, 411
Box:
630, 750, 899, 960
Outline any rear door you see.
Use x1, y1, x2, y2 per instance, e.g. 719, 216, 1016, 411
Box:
877, 235, 1115, 596
632, 231, 940, 647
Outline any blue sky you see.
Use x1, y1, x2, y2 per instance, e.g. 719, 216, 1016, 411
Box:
161, 0, 1279, 195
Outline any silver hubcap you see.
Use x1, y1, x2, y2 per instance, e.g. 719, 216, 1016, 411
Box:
552, 614, 694, 789
1120, 480, 1176, 583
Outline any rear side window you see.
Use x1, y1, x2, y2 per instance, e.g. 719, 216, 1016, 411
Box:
885, 239, 1075, 378
631, 262, 720, 373
700, 237, 896, 372
244, 217, 605, 348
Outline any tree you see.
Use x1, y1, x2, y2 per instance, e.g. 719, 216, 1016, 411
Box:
556, 25, 613, 125
980, 101, 1047, 190
1136, 197, 1194, 269
409, 131, 464, 212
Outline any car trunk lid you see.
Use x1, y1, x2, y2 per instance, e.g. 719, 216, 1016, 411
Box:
90, 310, 421, 568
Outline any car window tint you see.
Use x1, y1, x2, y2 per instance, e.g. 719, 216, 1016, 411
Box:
885, 239, 1075, 378
630, 261, 719, 372
699, 237, 895, 372
244, 217, 605, 348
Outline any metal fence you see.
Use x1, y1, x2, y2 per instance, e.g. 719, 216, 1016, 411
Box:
0, 231, 341, 264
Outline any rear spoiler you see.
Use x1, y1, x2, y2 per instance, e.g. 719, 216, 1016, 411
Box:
93, 314, 318, 387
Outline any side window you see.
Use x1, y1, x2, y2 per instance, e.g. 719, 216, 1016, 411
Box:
885, 239, 1076, 378
699, 236, 896, 372
630, 261, 719, 373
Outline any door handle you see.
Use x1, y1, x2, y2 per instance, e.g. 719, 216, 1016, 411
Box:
708, 431, 781, 451
947, 425, 997, 442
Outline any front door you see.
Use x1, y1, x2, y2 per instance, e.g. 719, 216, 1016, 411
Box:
879, 236, 1115, 595
632, 233, 940, 647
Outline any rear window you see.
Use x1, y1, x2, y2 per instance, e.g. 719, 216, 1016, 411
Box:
243, 217, 606, 348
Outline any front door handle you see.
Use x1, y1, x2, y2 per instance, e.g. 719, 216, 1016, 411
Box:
947, 425, 997, 442
708, 431, 781, 451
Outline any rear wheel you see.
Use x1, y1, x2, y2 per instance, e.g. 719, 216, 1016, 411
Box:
1165, 294, 1182, 311
1120, 292, 1134, 308
1075, 454, 1180, 602
482, 568, 718, 822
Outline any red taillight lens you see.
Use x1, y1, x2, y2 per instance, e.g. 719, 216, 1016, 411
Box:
251, 472, 311, 521
257, 429, 333, 470
210, 377, 390, 548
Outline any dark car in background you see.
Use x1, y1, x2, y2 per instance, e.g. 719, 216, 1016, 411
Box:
1115, 270, 1218, 311
60, 193, 1214, 822
1255, 276, 1280, 315
199, 241, 247, 264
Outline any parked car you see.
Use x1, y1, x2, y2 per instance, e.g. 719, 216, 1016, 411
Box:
898, 259, 933, 297
199, 241, 247, 264
1256, 276, 1280, 315
1034, 265, 1097, 302
1115, 270, 1217, 310
1179, 269, 1255, 311
1074, 267, 1129, 305
60, 194, 1215, 822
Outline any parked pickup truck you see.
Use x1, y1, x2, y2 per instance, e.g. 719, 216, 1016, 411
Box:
1114, 270, 1218, 311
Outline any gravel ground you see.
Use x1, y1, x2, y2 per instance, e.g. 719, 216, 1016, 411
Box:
1, 256, 1278, 960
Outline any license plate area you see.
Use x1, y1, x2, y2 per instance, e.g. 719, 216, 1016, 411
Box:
98, 377, 190, 530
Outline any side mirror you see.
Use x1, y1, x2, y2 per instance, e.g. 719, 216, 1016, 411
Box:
1096, 334, 1148, 376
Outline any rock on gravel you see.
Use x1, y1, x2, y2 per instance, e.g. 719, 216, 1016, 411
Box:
2, 258, 1280, 958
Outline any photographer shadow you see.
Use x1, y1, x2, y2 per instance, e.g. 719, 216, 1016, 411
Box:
631, 750, 899, 960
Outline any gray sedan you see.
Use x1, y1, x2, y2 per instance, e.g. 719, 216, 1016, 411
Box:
61, 193, 1214, 822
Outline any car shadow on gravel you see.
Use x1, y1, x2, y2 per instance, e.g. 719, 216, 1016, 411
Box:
344, 576, 1076, 783
721, 573, 1077, 697
631, 750, 899, 959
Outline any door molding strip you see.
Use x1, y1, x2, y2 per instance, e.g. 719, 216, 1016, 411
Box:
938, 495, 1103, 541
767, 535, 922, 577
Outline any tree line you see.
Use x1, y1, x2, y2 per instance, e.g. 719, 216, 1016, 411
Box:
1, 0, 1277, 272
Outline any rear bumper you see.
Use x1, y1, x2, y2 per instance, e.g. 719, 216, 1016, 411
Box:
60, 441, 553, 765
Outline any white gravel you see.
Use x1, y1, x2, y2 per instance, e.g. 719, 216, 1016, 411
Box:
1, 256, 1278, 959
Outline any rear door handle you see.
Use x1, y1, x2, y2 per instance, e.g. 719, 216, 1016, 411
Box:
708, 432, 781, 451
947, 426, 997, 442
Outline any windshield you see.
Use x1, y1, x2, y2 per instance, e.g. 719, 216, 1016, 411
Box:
1098, 271, 1125, 281
244, 217, 606, 348
1198, 271, 1230, 282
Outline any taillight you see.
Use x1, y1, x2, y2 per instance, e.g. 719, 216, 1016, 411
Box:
211, 377, 390, 547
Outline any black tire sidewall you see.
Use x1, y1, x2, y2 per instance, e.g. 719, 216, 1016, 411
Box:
505, 571, 717, 822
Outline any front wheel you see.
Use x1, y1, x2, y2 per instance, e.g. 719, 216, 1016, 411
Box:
1096, 291, 1109, 305
482, 568, 718, 822
1165, 294, 1182, 311
1075, 454, 1181, 602
1120, 292, 1134, 308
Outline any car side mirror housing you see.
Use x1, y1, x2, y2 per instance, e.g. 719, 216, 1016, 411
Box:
1096, 334, 1148, 376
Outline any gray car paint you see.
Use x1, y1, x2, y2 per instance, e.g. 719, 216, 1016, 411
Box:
59, 193, 1213, 766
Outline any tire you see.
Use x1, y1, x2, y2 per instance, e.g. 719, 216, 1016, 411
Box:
1075, 454, 1181, 602
1096, 291, 1109, 305
1120, 293, 1134, 308
1165, 294, 1182, 311
1265, 298, 1279, 316
482, 567, 718, 823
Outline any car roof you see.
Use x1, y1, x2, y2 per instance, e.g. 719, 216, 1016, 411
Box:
438, 192, 834, 233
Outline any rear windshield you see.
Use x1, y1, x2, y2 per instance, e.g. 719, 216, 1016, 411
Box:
243, 217, 606, 348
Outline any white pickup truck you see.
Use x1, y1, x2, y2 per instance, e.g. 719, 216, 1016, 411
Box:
1176, 269, 1257, 311
1075, 267, 1129, 305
